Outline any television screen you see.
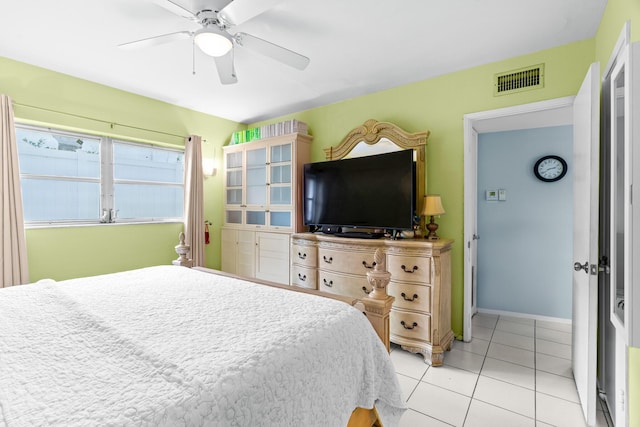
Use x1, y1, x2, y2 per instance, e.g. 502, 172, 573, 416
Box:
303, 149, 415, 231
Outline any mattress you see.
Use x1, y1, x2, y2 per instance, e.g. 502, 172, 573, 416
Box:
0, 265, 406, 426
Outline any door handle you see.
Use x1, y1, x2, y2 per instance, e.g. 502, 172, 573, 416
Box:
574, 261, 589, 274
598, 256, 610, 274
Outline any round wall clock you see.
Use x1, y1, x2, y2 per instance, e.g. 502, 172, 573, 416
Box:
534, 155, 567, 182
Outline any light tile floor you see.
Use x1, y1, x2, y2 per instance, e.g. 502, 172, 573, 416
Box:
391, 313, 613, 427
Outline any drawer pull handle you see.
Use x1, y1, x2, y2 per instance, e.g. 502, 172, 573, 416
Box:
401, 292, 419, 302
323, 279, 333, 287
361, 286, 371, 295
298, 273, 306, 281
401, 265, 419, 273
401, 321, 418, 330
298, 252, 307, 260
323, 256, 333, 264
362, 261, 377, 269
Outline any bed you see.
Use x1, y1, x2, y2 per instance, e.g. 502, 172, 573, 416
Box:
0, 262, 406, 426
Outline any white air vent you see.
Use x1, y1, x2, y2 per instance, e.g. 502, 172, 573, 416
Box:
494, 64, 544, 95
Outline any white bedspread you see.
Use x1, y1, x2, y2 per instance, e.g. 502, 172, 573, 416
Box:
0, 266, 405, 426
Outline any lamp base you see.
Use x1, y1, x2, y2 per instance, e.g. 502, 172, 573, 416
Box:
425, 216, 440, 240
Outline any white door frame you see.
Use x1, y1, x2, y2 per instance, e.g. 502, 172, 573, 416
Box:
463, 96, 574, 341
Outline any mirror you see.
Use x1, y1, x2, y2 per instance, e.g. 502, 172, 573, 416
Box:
323, 119, 430, 214
344, 138, 404, 158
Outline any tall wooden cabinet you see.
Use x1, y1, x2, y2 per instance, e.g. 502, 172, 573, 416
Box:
222, 133, 312, 285
291, 233, 454, 365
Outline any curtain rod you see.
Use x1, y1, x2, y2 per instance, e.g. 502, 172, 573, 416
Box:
12, 101, 186, 140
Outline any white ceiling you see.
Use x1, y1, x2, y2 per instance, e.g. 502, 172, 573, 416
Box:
0, 0, 607, 124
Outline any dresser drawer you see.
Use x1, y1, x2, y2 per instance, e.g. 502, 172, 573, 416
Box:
388, 282, 431, 313
291, 244, 317, 268
387, 255, 431, 284
317, 247, 377, 275
390, 310, 431, 343
291, 265, 317, 289
318, 270, 372, 299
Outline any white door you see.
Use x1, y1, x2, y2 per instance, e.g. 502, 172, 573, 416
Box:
463, 125, 479, 341
571, 62, 600, 427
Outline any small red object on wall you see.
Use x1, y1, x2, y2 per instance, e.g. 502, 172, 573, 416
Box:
205, 222, 210, 245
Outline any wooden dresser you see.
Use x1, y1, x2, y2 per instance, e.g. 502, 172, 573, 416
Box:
291, 232, 454, 365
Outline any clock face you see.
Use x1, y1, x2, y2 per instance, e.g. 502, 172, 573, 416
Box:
534, 155, 567, 182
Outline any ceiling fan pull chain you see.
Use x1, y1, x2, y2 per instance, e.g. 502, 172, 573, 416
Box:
192, 39, 196, 75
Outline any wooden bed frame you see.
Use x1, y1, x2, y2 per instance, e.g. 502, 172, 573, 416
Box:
174, 233, 395, 427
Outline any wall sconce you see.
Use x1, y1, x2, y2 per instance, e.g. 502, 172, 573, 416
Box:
422, 195, 445, 240
202, 158, 216, 177
203, 144, 218, 177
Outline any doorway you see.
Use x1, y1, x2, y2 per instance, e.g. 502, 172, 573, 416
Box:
463, 97, 574, 340
475, 126, 573, 319
463, 88, 602, 425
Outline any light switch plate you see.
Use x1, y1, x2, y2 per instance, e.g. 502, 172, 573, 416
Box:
498, 189, 506, 201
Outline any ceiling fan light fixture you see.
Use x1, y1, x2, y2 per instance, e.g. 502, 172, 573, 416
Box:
194, 27, 232, 57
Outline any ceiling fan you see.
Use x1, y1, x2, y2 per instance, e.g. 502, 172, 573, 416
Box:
119, 0, 310, 85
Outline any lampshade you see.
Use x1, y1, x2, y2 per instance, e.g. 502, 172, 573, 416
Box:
422, 195, 445, 216
194, 27, 233, 57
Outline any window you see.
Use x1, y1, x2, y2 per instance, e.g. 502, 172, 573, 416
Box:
16, 125, 184, 225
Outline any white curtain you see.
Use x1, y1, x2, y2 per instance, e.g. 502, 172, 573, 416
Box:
183, 134, 204, 267
1, 95, 29, 287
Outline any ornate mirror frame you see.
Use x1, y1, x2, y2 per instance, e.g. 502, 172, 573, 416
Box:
324, 119, 430, 216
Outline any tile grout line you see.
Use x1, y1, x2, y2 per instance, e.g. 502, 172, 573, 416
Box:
461, 315, 496, 426
533, 318, 538, 425
398, 316, 578, 426
472, 315, 583, 425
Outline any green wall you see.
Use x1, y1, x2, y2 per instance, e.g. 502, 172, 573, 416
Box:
252, 38, 595, 338
0, 56, 244, 281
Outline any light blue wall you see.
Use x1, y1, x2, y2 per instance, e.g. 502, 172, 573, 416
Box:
477, 126, 573, 319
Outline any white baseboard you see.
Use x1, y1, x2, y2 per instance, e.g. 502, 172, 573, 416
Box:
476, 308, 571, 325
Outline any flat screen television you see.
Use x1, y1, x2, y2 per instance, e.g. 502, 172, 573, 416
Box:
303, 149, 415, 235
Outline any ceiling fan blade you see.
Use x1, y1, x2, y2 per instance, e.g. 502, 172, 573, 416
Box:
234, 32, 309, 70
218, 0, 285, 26
214, 50, 238, 85
152, 0, 198, 21
118, 31, 192, 50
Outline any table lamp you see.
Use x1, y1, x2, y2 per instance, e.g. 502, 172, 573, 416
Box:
423, 195, 445, 240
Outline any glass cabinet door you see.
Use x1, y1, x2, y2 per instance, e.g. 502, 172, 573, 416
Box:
225, 151, 243, 225
269, 211, 292, 228
246, 210, 266, 226
268, 143, 292, 228
225, 151, 243, 205
246, 147, 267, 206
269, 143, 292, 206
